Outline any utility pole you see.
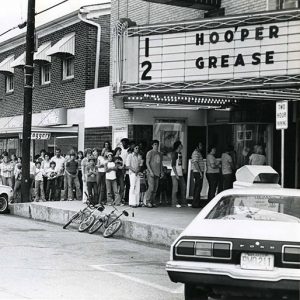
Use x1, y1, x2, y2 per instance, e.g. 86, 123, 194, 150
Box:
21, 0, 36, 203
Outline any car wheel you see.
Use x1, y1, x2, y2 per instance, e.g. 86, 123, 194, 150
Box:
0, 195, 9, 214
184, 284, 208, 300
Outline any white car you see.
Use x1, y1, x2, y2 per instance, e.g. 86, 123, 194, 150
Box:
0, 184, 13, 213
166, 187, 300, 300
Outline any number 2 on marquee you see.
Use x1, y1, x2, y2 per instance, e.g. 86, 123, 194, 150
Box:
141, 38, 152, 81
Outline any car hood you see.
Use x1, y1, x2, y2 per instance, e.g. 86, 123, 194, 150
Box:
181, 219, 300, 243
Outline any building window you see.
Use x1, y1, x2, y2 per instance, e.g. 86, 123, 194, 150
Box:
62, 56, 74, 80
41, 63, 51, 85
5, 75, 14, 93
268, 0, 299, 9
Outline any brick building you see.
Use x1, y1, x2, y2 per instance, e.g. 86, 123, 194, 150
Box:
0, 2, 111, 156
107, 0, 300, 189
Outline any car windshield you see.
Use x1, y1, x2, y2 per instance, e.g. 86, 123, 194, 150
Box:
206, 194, 300, 222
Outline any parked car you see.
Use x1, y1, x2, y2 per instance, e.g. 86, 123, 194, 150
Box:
0, 184, 13, 213
166, 186, 300, 300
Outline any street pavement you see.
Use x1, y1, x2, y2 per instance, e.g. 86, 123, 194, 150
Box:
0, 214, 183, 300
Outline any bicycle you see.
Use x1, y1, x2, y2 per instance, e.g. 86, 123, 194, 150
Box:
62, 194, 105, 230
78, 201, 105, 232
88, 205, 129, 238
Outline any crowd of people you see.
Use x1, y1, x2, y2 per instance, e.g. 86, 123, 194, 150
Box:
0, 138, 266, 207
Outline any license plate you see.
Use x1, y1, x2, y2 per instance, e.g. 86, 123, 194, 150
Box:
240, 253, 274, 271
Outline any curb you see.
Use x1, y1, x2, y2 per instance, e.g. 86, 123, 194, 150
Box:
9, 203, 182, 247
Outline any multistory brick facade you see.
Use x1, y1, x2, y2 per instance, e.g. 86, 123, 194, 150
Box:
0, 14, 110, 118
0, 4, 111, 156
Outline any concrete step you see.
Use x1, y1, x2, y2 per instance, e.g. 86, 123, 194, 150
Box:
9, 201, 200, 247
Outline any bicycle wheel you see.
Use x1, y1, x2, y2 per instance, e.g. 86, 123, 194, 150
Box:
63, 212, 80, 229
78, 215, 95, 232
103, 219, 122, 238
88, 219, 104, 234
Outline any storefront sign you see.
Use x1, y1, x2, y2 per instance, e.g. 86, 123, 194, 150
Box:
19, 132, 51, 140
276, 100, 288, 130
118, 10, 300, 93
39, 108, 67, 126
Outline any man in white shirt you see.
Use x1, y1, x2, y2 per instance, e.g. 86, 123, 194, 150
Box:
126, 145, 142, 207
50, 149, 65, 201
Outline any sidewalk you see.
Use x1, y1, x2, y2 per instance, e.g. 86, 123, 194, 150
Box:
9, 201, 201, 247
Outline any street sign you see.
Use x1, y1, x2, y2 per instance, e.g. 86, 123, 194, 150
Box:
276, 101, 288, 130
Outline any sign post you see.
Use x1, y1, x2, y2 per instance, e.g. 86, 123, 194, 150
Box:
276, 101, 288, 187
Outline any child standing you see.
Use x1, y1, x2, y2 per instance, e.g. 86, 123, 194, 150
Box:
86, 158, 98, 206
46, 161, 57, 201
35, 161, 45, 202
105, 153, 121, 205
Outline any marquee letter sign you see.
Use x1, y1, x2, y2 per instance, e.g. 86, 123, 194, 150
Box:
115, 10, 300, 93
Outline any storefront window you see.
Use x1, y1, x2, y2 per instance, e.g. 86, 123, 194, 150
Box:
208, 123, 273, 168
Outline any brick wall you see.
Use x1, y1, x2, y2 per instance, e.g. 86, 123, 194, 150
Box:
0, 15, 110, 118
84, 127, 112, 150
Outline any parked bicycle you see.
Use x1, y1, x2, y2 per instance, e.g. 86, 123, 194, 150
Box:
87, 205, 129, 238
62, 196, 105, 230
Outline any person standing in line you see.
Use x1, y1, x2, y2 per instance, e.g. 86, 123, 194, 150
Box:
171, 141, 187, 208
34, 161, 45, 202
65, 152, 81, 201
77, 151, 84, 194
41, 153, 51, 197
126, 144, 142, 207
221, 145, 235, 190
120, 138, 130, 204
81, 148, 92, 203
101, 141, 112, 157
0, 154, 13, 187
63, 153, 72, 201
10, 154, 17, 189
13, 162, 22, 203
30, 157, 36, 201
86, 158, 98, 206
144, 140, 163, 208
96, 151, 107, 204
46, 161, 57, 201
191, 142, 205, 208
105, 152, 121, 205
50, 148, 65, 201
37, 149, 46, 163
206, 145, 221, 201
113, 147, 125, 203
249, 145, 266, 165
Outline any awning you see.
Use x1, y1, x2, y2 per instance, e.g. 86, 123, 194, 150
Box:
11, 52, 25, 68
0, 55, 14, 74
34, 42, 51, 63
46, 32, 75, 56
0, 125, 78, 138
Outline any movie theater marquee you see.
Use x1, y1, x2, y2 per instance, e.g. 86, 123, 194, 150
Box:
120, 10, 300, 93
